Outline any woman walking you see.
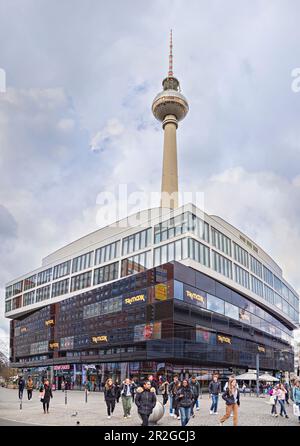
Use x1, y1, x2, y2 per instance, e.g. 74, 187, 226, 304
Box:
292, 379, 300, 423
176, 379, 194, 426
159, 377, 169, 406
270, 384, 279, 417
278, 383, 289, 418
104, 378, 117, 419
220, 377, 240, 426
40, 379, 53, 414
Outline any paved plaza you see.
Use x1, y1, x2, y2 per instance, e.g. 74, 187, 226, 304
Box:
0, 387, 299, 426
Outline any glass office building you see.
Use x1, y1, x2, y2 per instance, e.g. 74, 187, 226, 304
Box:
5, 204, 298, 388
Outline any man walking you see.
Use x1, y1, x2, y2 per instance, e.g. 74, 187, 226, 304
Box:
135, 381, 157, 426
120, 378, 135, 419
209, 374, 221, 414
18, 375, 25, 400
26, 375, 34, 400
189, 375, 200, 417
168, 375, 180, 417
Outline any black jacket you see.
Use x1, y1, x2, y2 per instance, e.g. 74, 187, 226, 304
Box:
189, 379, 200, 398
18, 378, 25, 389
222, 388, 240, 406
42, 384, 53, 403
135, 388, 156, 415
120, 383, 135, 399
104, 385, 117, 401
168, 381, 180, 396
176, 386, 194, 408
209, 381, 221, 395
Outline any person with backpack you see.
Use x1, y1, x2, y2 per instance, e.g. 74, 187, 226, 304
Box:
135, 381, 157, 426
26, 375, 34, 400
208, 374, 221, 415
189, 376, 200, 417
220, 376, 240, 426
104, 378, 117, 419
168, 375, 180, 417
176, 379, 194, 426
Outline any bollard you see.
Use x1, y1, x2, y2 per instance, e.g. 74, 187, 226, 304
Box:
85, 389, 88, 403
65, 388, 67, 405
20, 395, 23, 410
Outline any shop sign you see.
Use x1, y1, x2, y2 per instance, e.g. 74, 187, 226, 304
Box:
217, 334, 231, 345
183, 285, 206, 308
155, 284, 168, 301
186, 290, 205, 304
54, 365, 70, 371
124, 294, 146, 305
45, 319, 55, 327
49, 341, 59, 350
91, 335, 108, 343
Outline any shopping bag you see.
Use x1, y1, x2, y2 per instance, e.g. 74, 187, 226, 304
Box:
293, 403, 300, 416
269, 396, 275, 405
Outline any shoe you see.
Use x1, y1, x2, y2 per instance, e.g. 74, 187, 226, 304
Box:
177, 416, 181, 420
219, 422, 223, 426
169, 413, 174, 417
285, 415, 289, 419
275, 414, 278, 417
230, 413, 233, 417
210, 410, 213, 415
280, 414, 283, 417
108, 416, 111, 419
192, 414, 195, 418
196, 407, 200, 411
123, 416, 127, 419
214, 412, 218, 415
127, 414, 131, 418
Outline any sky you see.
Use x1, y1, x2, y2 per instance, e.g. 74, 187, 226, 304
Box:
0, 0, 300, 352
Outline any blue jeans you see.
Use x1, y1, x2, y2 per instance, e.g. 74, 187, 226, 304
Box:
195, 398, 199, 408
210, 394, 219, 412
179, 406, 191, 426
169, 395, 174, 414
279, 399, 287, 416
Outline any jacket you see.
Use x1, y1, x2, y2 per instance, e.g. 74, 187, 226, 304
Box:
176, 386, 194, 408
168, 381, 180, 396
18, 378, 25, 389
26, 379, 34, 390
189, 379, 200, 398
135, 387, 156, 415
293, 386, 300, 404
159, 381, 169, 395
209, 381, 221, 395
104, 385, 117, 401
222, 387, 240, 406
120, 383, 135, 398
41, 384, 53, 403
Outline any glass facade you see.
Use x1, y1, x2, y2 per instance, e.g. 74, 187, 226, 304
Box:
37, 268, 52, 286
154, 238, 188, 267
233, 242, 249, 268
24, 275, 36, 291
53, 261, 71, 280
188, 238, 210, 267
122, 229, 152, 256
52, 279, 70, 298
234, 264, 250, 289
70, 271, 92, 292
212, 251, 232, 279
93, 262, 119, 286
10, 262, 294, 376
121, 251, 151, 277
211, 227, 231, 256
95, 241, 120, 266
36, 285, 51, 303
72, 252, 93, 274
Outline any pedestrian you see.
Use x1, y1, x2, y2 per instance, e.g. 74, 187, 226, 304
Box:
26, 375, 34, 401
148, 375, 158, 394
208, 374, 221, 415
159, 376, 169, 406
242, 382, 246, 396
292, 379, 300, 423
284, 382, 290, 405
220, 376, 240, 426
189, 375, 200, 417
104, 378, 117, 419
40, 379, 53, 414
17, 375, 25, 400
168, 375, 180, 417
176, 379, 194, 426
278, 383, 289, 418
120, 378, 135, 419
135, 381, 157, 426
270, 384, 279, 417
115, 381, 121, 403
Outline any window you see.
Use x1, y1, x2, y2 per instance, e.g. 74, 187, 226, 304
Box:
23, 291, 35, 306
94, 262, 119, 285
24, 275, 36, 291
211, 227, 231, 256
250, 255, 262, 278
251, 276, 264, 298
212, 251, 232, 279
37, 268, 52, 286
83, 296, 122, 319
5, 286, 12, 300
263, 266, 274, 288
53, 260, 71, 280
233, 243, 249, 268
95, 241, 120, 265
154, 239, 188, 267
12, 281, 23, 296
122, 229, 151, 255
72, 252, 93, 273
274, 276, 282, 294
52, 279, 70, 297
188, 238, 210, 267
234, 264, 250, 289
36, 285, 51, 302
264, 285, 274, 305
174, 281, 184, 300
5, 300, 12, 312
188, 213, 210, 242
207, 294, 225, 314
154, 212, 208, 244
70, 271, 92, 292
121, 251, 151, 276
225, 302, 239, 320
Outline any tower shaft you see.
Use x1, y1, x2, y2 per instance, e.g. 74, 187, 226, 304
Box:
161, 114, 179, 209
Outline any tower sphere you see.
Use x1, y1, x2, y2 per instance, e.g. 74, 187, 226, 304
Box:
152, 76, 189, 123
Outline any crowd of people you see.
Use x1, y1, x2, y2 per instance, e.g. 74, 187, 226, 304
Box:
16, 373, 300, 425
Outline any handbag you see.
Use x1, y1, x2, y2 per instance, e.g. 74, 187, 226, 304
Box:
293, 403, 300, 416
269, 396, 276, 405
